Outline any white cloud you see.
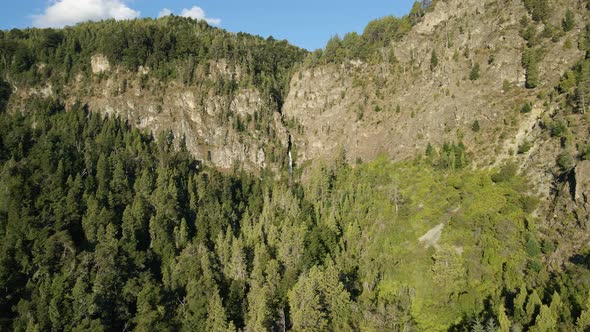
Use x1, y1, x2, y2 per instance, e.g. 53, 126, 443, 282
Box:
157, 8, 172, 18
32, 0, 140, 28
180, 6, 221, 26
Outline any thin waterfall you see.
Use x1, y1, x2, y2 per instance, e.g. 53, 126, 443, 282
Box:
288, 134, 293, 174
288, 149, 293, 174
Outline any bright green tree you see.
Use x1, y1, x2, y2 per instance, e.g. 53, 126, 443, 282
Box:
530, 305, 557, 332
288, 266, 329, 331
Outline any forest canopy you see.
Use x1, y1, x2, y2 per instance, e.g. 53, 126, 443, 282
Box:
1, 103, 589, 331
0, 16, 307, 109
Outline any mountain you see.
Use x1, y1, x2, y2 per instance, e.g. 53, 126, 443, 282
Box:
283, 0, 590, 260
1, 16, 306, 171
1, 0, 590, 331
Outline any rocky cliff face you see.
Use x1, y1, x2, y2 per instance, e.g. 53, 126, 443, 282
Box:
11, 57, 289, 172
280, 0, 590, 260
283, 0, 584, 168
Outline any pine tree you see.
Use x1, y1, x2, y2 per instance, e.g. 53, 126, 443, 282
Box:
472, 318, 485, 332
82, 196, 101, 244
264, 259, 282, 315
530, 305, 557, 332
245, 283, 271, 332
470, 63, 481, 81
430, 49, 439, 70
174, 218, 190, 249
323, 260, 353, 330
576, 291, 590, 332
205, 290, 229, 332
64, 174, 83, 239
92, 223, 124, 329
485, 318, 498, 332
71, 276, 93, 327
121, 195, 151, 253
48, 274, 73, 331
576, 61, 590, 114
95, 154, 111, 204
0, 79, 11, 113
182, 279, 209, 331
109, 156, 129, 211
562, 9, 575, 32
134, 281, 170, 332
549, 291, 563, 322
228, 236, 247, 281
526, 290, 543, 324
215, 228, 232, 274
288, 266, 328, 331
497, 304, 511, 332
523, 48, 539, 89
513, 286, 528, 322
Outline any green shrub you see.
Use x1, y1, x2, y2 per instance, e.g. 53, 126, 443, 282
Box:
520, 195, 539, 213
426, 142, 436, 158
528, 259, 543, 272
541, 240, 556, 254
562, 9, 575, 32
556, 151, 574, 171
521, 25, 538, 47
430, 49, 439, 70
549, 120, 568, 138
520, 102, 533, 113
492, 162, 518, 183
523, 48, 540, 89
356, 106, 364, 121
518, 140, 532, 154
559, 70, 577, 94
524, 0, 550, 22
526, 235, 541, 257
469, 63, 480, 81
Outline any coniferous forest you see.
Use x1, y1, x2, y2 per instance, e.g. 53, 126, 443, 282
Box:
2, 98, 590, 331
2, 1, 590, 331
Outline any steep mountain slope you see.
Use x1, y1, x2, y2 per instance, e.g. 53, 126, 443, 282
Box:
1, 16, 306, 171
283, 0, 590, 260
2, 0, 590, 331
0, 108, 550, 330
285, 0, 583, 168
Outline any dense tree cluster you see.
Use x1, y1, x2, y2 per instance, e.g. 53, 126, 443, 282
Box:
311, 1, 432, 64
0, 101, 267, 330
1, 103, 589, 330
0, 16, 307, 110
2, 3, 590, 331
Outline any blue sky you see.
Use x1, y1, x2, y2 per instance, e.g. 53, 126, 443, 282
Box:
1, 0, 416, 50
